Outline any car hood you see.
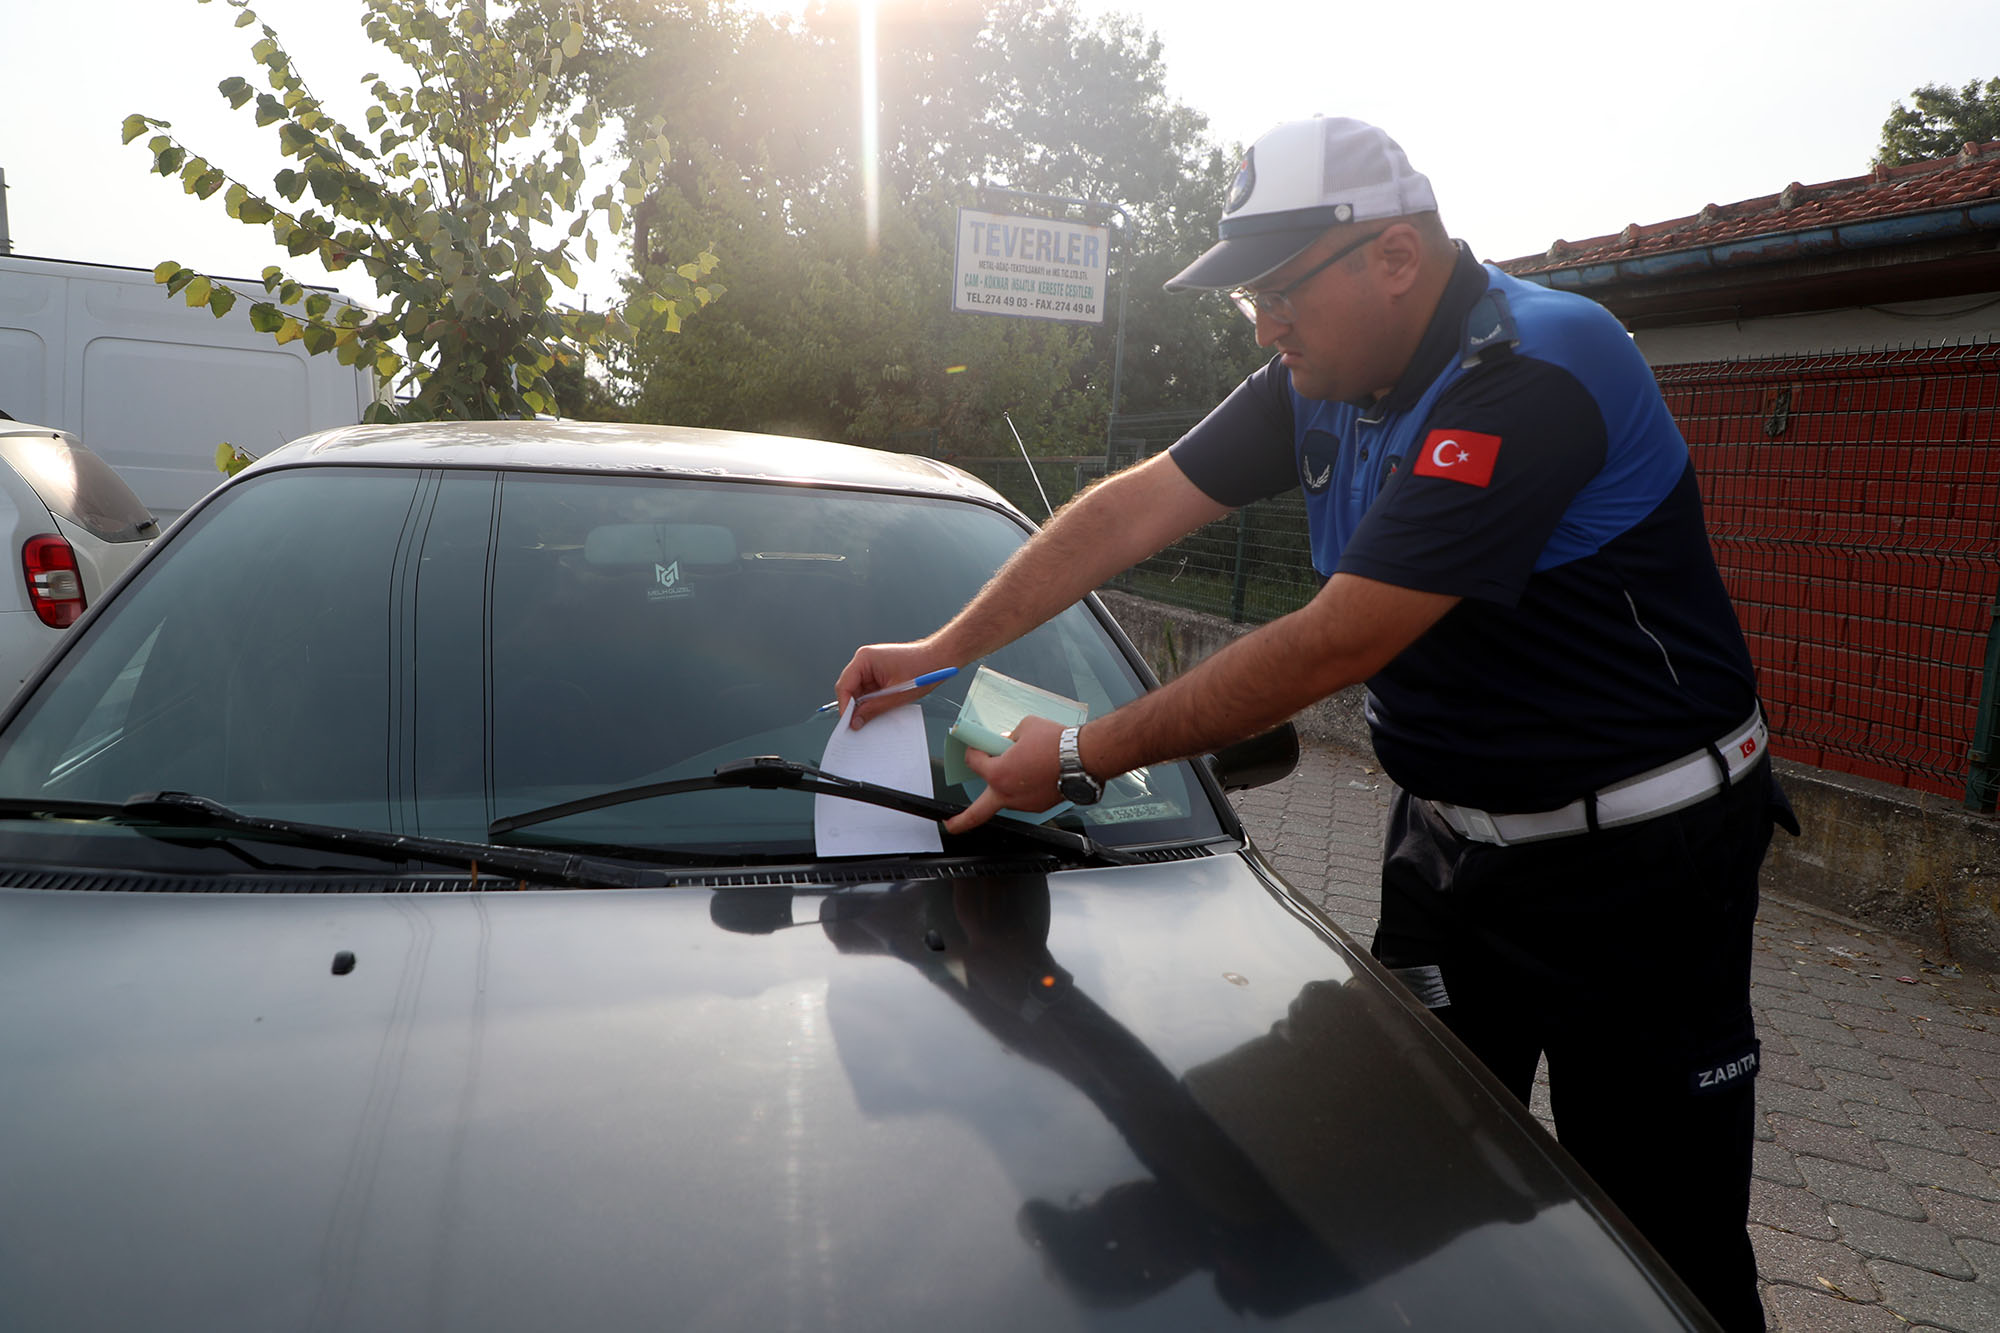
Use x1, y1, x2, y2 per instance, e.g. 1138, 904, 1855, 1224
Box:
0, 856, 1700, 1331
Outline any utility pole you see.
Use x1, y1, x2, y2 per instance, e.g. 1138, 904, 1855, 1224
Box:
0, 168, 14, 255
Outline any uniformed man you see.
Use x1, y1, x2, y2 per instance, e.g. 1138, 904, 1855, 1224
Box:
835, 115, 1792, 1330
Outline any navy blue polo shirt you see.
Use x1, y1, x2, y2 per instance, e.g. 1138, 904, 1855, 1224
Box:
1170, 243, 1757, 812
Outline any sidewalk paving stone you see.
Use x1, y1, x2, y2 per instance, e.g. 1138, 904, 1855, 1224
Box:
1877, 1143, 2000, 1201
1751, 1178, 1841, 1241
1864, 1258, 2000, 1332
1880, 1056, 1995, 1102
1843, 1103, 1967, 1156
1763, 1008, 1869, 1049
1819, 1068, 1928, 1114
1952, 1127, 2000, 1168
1828, 1203, 1975, 1277
1788, 1034, 1892, 1078
1920, 1187, 2000, 1240
1762, 1284, 1908, 1332
1748, 1224, 1878, 1298
1767, 1113, 1888, 1170
1917, 1088, 2000, 1134
1754, 1139, 1806, 1186
1796, 1157, 1924, 1220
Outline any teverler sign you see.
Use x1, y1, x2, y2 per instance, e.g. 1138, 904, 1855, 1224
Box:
952, 208, 1109, 324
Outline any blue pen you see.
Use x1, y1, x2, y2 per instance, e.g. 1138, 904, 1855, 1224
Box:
816, 667, 958, 716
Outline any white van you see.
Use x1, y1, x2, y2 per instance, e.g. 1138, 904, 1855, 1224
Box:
0, 254, 373, 520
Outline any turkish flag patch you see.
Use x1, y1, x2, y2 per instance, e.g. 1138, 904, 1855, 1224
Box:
1412, 429, 1502, 487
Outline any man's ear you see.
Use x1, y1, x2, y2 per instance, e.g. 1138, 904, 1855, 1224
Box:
1374, 222, 1425, 298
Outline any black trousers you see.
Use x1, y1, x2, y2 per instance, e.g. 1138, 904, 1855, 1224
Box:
1371, 761, 1781, 1333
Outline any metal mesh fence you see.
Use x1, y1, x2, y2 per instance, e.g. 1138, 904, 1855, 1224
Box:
951, 412, 1322, 625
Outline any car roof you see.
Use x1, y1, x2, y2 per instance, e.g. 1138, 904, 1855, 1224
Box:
256, 419, 1023, 511
0, 420, 79, 445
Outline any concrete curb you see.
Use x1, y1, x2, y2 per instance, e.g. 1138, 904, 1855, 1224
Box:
1767, 760, 2000, 974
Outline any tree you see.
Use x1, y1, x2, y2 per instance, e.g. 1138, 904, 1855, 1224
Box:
1877, 77, 2000, 166
124, 0, 720, 422
539, 0, 1259, 452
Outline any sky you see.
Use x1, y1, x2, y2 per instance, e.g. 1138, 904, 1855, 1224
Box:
4, 0, 1999, 313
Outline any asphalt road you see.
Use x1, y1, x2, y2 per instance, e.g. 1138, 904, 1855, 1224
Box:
1232, 741, 2000, 1333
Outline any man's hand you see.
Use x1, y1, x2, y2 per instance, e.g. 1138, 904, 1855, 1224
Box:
834, 640, 955, 728
947, 714, 1069, 834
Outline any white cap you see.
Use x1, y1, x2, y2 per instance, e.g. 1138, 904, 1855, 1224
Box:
1166, 117, 1438, 292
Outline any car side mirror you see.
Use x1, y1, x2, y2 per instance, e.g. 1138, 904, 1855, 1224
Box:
1206, 723, 1300, 792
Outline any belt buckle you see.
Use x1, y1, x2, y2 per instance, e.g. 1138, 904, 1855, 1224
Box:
1459, 807, 1507, 846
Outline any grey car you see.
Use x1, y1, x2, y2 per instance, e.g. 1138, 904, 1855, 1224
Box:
0, 420, 1717, 1330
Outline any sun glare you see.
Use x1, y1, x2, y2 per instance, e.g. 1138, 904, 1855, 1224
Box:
858, 0, 881, 252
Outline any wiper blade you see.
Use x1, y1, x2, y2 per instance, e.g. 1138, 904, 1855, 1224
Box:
491, 756, 1141, 867
0, 792, 657, 889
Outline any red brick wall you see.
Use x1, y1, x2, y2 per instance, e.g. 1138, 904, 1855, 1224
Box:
1659, 346, 2000, 799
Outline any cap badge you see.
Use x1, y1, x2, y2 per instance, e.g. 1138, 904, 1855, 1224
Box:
1225, 151, 1255, 213
1333, 203, 1353, 223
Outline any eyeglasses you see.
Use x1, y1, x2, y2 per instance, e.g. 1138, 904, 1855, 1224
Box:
1228, 229, 1388, 324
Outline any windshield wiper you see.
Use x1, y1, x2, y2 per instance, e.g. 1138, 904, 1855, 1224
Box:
491, 756, 1141, 868
0, 792, 659, 889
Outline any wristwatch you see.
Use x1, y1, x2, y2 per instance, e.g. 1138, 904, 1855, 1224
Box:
1057, 725, 1105, 806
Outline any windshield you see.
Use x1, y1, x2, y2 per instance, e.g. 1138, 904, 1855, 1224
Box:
0, 433, 158, 543
0, 465, 1224, 861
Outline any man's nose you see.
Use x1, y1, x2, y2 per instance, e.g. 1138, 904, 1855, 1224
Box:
1254, 306, 1287, 347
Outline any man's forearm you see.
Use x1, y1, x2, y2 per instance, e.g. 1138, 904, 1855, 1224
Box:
1080, 574, 1459, 778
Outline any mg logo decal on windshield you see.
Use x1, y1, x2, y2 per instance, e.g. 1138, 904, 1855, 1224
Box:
648, 560, 693, 601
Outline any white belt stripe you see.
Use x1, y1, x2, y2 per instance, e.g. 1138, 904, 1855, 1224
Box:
1429, 709, 1767, 847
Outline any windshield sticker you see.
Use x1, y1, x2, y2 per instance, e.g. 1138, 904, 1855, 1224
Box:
648, 560, 694, 602
1089, 801, 1183, 824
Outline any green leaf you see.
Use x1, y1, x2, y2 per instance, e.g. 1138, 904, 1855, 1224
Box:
165, 269, 196, 297
152, 261, 181, 284
194, 169, 227, 200
301, 323, 335, 356
121, 114, 153, 145
248, 303, 284, 334
303, 291, 332, 319
278, 122, 313, 157
254, 93, 286, 127
234, 8, 255, 26
207, 287, 237, 318
218, 76, 254, 108
184, 276, 213, 307
239, 198, 276, 226
154, 144, 186, 175
260, 267, 284, 292
274, 317, 303, 345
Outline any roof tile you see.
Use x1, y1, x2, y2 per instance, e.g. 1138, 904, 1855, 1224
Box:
1499, 140, 2000, 275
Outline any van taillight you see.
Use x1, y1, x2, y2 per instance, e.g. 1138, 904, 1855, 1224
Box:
22, 535, 85, 628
